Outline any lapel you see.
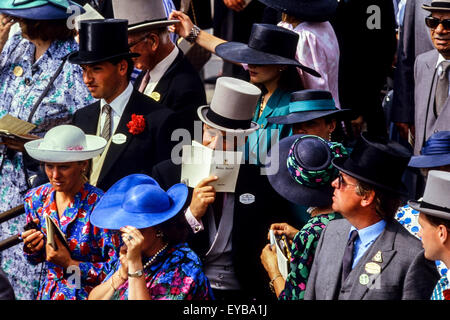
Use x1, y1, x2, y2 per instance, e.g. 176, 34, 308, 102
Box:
345, 220, 398, 300
152, 51, 183, 104
97, 90, 139, 185
80, 102, 101, 135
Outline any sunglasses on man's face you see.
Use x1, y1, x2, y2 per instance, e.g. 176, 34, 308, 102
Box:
425, 16, 450, 30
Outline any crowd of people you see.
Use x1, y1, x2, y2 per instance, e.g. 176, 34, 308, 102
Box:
0, 0, 449, 302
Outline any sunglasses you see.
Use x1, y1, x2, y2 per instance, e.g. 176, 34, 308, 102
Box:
425, 16, 450, 29
128, 34, 150, 48
337, 173, 358, 189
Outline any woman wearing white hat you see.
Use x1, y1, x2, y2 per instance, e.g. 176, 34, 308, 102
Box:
19, 125, 121, 300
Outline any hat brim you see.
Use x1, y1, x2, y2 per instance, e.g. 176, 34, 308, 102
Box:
128, 19, 180, 33
266, 134, 333, 207
0, 3, 85, 20
215, 42, 320, 77
422, 4, 450, 11
408, 200, 450, 220
68, 51, 140, 65
408, 154, 450, 168
268, 109, 352, 125
24, 135, 107, 163
197, 105, 259, 135
257, 0, 337, 22
90, 175, 188, 230
332, 157, 408, 196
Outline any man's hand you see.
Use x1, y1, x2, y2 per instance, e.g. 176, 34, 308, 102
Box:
189, 175, 218, 220
223, 0, 246, 12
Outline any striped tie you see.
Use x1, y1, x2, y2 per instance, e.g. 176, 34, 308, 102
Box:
101, 104, 112, 141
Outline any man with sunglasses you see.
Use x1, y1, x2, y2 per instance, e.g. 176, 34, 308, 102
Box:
112, 0, 206, 138
414, 0, 450, 157
304, 133, 439, 300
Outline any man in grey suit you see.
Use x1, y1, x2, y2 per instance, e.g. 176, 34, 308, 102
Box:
413, 0, 450, 156
304, 133, 440, 300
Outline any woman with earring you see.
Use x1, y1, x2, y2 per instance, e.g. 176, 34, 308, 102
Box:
88, 174, 213, 300
20, 125, 121, 300
168, 11, 320, 163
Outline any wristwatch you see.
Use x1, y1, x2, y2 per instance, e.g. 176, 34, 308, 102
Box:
128, 269, 144, 278
186, 25, 201, 44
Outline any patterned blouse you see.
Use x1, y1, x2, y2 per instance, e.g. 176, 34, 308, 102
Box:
108, 242, 213, 300
23, 183, 120, 300
0, 32, 94, 300
279, 212, 341, 300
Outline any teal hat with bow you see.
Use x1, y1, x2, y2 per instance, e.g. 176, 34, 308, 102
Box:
0, 0, 85, 20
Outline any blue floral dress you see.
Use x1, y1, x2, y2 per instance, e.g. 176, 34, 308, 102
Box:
108, 242, 214, 300
23, 183, 120, 300
279, 213, 341, 300
0, 32, 94, 299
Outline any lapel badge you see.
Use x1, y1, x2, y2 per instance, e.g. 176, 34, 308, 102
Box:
149, 91, 161, 102
239, 193, 255, 205
359, 273, 370, 286
111, 133, 127, 145
372, 250, 383, 263
365, 262, 381, 275
13, 65, 24, 77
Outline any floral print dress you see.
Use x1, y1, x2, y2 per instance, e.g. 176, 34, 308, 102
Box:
0, 32, 94, 299
23, 183, 120, 300
108, 242, 214, 300
279, 213, 341, 300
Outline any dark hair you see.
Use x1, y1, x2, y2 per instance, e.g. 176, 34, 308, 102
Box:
19, 18, 76, 42
424, 213, 450, 230
355, 181, 402, 221
278, 65, 304, 92
108, 56, 135, 81
156, 211, 189, 245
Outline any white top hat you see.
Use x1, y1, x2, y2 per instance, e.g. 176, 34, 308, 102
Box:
24, 125, 107, 163
112, 0, 179, 33
409, 170, 450, 220
197, 77, 261, 135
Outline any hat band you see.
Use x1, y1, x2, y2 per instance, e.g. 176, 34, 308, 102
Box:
431, 1, 450, 8
421, 140, 450, 155
421, 201, 450, 213
205, 108, 252, 130
289, 99, 336, 113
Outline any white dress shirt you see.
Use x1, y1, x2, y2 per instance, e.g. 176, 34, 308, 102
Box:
143, 46, 179, 96
99, 82, 134, 135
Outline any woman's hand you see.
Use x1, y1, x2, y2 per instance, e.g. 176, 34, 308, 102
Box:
168, 10, 194, 38
0, 14, 15, 52
22, 220, 44, 254
189, 176, 218, 220
45, 236, 78, 269
223, 0, 246, 12
118, 244, 128, 280
268, 223, 299, 243
260, 244, 279, 279
120, 226, 144, 264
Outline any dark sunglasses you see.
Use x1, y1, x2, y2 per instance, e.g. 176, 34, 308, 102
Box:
425, 16, 450, 29
337, 173, 358, 189
128, 34, 150, 48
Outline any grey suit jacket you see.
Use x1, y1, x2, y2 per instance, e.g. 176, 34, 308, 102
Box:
414, 49, 450, 155
304, 219, 439, 300
392, 0, 434, 124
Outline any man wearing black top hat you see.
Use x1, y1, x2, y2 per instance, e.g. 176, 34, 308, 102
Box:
70, 19, 174, 192
304, 133, 440, 300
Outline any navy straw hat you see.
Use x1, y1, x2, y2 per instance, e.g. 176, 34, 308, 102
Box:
409, 131, 450, 168
257, 0, 338, 22
267, 134, 347, 207
268, 89, 351, 124
0, 0, 85, 20
332, 132, 412, 195
90, 174, 188, 230
215, 23, 320, 77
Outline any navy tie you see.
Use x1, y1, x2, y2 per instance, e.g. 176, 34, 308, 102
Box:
341, 230, 359, 282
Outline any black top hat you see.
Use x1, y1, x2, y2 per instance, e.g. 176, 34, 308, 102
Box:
257, 0, 338, 22
68, 19, 139, 65
215, 23, 320, 77
268, 89, 351, 124
332, 132, 412, 195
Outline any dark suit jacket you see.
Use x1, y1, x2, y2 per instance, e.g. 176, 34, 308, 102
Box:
72, 89, 174, 192
0, 269, 14, 300
304, 219, 439, 300
152, 160, 294, 300
134, 50, 206, 137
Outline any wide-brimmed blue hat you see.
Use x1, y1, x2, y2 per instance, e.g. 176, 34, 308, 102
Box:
90, 174, 188, 230
268, 90, 351, 124
409, 131, 450, 168
267, 134, 347, 207
0, 0, 85, 20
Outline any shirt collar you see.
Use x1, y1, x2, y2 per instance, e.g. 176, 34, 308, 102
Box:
436, 53, 449, 68
149, 46, 179, 83
349, 219, 386, 247
100, 82, 133, 116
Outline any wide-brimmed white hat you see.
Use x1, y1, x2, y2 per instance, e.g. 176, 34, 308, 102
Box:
24, 125, 107, 163
197, 77, 261, 135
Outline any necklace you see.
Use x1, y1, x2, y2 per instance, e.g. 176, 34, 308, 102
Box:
143, 243, 168, 269
258, 94, 266, 118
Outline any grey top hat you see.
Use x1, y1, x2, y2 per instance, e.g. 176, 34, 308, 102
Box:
112, 0, 179, 33
423, 0, 450, 11
197, 77, 261, 135
409, 170, 450, 220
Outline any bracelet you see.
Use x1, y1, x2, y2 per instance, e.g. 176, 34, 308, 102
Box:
269, 274, 283, 293
128, 269, 144, 278
186, 25, 200, 44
